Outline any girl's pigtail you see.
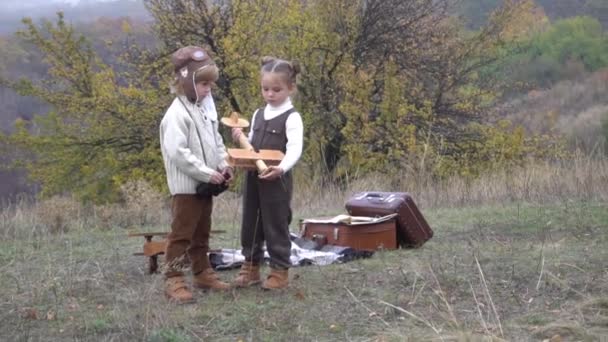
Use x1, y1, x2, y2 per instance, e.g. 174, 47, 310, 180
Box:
261, 56, 276, 66
290, 60, 301, 77
286, 60, 300, 85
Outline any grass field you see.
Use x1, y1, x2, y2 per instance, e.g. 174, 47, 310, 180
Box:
1, 195, 607, 341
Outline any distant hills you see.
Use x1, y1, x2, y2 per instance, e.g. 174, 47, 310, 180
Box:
0, 0, 150, 34
3, 0, 605, 35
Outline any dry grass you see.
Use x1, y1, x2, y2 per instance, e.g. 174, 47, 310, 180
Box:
2, 154, 605, 239
405, 153, 608, 208
0, 157, 607, 341
300, 153, 608, 211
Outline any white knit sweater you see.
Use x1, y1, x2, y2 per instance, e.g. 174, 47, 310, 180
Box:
160, 95, 229, 195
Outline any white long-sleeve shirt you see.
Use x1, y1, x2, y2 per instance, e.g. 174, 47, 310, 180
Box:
248, 98, 304, 172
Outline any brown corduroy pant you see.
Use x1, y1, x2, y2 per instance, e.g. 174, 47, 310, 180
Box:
164, 194, 213, 278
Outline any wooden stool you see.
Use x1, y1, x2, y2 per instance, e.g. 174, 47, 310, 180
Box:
128, 230, 227, 274
128, 232, 168, 274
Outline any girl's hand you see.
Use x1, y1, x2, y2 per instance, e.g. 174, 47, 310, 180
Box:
258, 166, 284, 180
231, 128, 243, 143
221, 166, 234, 183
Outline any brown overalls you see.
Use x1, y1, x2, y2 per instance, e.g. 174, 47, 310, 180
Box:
241, 108, 296, 269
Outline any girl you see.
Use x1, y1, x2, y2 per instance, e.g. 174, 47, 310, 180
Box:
159, 46, 234, 303
232, 56, 304, 290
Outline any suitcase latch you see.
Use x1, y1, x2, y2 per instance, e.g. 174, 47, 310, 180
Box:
333, 227, 339, 241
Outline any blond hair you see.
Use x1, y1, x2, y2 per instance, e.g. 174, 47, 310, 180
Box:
171, 64, 219, 95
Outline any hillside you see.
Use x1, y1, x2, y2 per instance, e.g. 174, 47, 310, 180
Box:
0, 0, 150, 34
0, 0, 607, 203
460, 0, 608, 28
496, 69, 608, 150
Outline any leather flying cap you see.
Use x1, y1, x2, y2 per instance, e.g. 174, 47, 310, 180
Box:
171, 46, 217, 102
171, 46, 213, 72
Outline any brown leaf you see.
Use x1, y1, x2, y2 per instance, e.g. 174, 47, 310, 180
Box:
22, 308, 38, 320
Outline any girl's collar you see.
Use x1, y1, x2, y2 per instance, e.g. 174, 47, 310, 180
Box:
266, 98, 292, 112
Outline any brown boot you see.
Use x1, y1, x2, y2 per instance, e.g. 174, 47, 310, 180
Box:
193, 268, 231, 291
261, 268, 289, 290
233, 261, 261, 288
165, 276, 194, 304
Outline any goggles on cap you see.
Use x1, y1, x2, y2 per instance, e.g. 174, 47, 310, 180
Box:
191, 50, 206, 61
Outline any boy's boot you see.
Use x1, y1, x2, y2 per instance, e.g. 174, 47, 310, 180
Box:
165, 276, 194, 304
233, 261, 261, 287
261, 268, 289, 290
193, 268, 231, 290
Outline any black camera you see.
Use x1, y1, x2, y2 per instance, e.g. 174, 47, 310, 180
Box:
196, 181, 229, 199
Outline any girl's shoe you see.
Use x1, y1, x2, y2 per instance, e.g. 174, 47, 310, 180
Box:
233, 262, 261, 287
261, 268, 289, 290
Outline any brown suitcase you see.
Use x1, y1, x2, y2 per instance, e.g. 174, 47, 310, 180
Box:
300, 215, 398, 251
345, 192, 433, 247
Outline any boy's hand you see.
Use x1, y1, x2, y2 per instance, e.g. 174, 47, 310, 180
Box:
231, 128, 244, 143
221, 166, 234, 183
208, 171, 225, 184
258, 166, 284, 180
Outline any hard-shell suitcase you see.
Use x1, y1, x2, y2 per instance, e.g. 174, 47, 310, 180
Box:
345, 192, 433, 247
300, 215, 398, 251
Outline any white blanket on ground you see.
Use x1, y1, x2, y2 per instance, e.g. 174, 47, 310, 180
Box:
210, 240, 373, 270
210, 242, 340, 270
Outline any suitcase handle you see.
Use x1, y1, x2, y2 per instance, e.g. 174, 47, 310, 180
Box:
365, 193, 386, 203
362, 192, 400, 203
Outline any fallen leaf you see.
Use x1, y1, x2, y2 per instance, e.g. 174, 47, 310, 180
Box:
294, 290, 305, 300
22, 308, 38, 320
47, 310, 56, 321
